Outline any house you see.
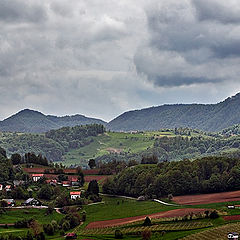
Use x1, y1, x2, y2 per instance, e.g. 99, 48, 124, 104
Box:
32, 174, 44, 182
22, 198, 41, 206
228, 232, 239, 239
70, 192, 81, 200
62, 181, 71, 187
0, 184, 3, 191
68, 176, 79, 186
5, 185, 11, 192
46, 179, 57, 186
2, 199, 15, 207
13, 180, 25, 187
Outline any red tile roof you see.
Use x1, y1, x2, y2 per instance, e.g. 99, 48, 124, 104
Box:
70, 192, 81, 195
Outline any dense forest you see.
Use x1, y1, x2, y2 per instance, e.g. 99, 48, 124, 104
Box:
0, 147, 14, 182
108, 92, 240, 132
0, 124, 106, 162
93, 130, 240, 164
221, 124, 240, 136
102, 156, 240, 198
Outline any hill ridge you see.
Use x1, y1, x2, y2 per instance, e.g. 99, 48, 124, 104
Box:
107, 92, 240, 132
0, 109, 106, 133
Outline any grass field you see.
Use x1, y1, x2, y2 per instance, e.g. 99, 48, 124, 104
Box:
0, 208, 63, 224
80, 196, 179, 228
62, 131, 175, 166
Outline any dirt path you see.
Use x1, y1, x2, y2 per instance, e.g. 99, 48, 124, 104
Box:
86, 208, 206, 229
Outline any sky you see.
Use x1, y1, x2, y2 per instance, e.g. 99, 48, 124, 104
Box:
0, 0, 240, 122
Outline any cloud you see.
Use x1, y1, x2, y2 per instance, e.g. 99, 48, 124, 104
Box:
0, 0, 240, 121
192, 0, 240, 24
0, 0, 47, 23
133, 0, 240, 87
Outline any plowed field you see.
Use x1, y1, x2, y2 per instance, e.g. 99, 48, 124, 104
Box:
173, 190, 240, 205
86, 208, 206, 229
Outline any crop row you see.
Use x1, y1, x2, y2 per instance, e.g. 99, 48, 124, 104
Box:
80, 222, 212, 236
182, 222, 240, 240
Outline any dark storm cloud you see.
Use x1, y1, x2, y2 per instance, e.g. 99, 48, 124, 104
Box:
0, 0, 47, 23
133, 0, 240, 87
0, 0, 240, 121
192, 0, 240, 24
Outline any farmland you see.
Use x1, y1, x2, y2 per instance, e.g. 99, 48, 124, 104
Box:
173, 190, 240, 205
182, 222, 240, 240
0, 208, 63, 224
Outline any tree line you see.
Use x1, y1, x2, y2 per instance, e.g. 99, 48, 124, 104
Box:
102, 156, 240, 198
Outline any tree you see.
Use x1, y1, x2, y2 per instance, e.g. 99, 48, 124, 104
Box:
87, 180, 99, 195
115, 229, 123, 239
11, 153, 22, 165
88, 159, 96, 169
38, 185, 54, 200
77, 167, 84, 186
0, 147, 7, 158
143, 217, 152, 226
43, 224, 54, 235
142, 230, 151, 240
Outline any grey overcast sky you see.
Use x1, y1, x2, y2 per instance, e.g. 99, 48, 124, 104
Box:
1, 0, 240, 121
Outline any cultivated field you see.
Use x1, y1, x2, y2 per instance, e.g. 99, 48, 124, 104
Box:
173, 190, 240, 205
182, 222, 240, 240
85, 208, 206, 229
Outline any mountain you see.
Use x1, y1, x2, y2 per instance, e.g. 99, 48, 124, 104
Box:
108, 93, 240, 132
0, 109, 106, 133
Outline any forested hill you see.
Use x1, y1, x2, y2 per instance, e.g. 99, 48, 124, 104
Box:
108, 93, 240, 132
0, 109, 106, 133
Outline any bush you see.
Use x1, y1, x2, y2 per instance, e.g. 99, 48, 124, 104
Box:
43, 223, 54, 235
46, 203, 54, 215
209, 210, 219, 219
82, 211, 86, 222
143, 217, 151, 226
62, 221, 70, 231
15, 219, 34, 228
142, 230, 151, 240
115, 229, 123, 239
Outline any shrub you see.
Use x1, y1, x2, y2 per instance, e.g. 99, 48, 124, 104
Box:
115, 229, 123, 239
143, 217, 151, 226
43, 224, 54, 235
142, 230, 151, 240
62, 221, 70, 231
82, 211, 86, 222
209, 210, 219, 219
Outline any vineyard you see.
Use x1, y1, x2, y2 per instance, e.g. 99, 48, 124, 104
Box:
79, 222, 212, 236
182, 222, 240, 240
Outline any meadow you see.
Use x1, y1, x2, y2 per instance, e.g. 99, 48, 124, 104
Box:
62, 131, 174, 166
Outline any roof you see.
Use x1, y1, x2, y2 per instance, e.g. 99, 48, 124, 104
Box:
2, 199, 15, 203
24, 198, 36, 204
32, 174, 44, 177
68, 176, 78, 182
70, 192, 81, 195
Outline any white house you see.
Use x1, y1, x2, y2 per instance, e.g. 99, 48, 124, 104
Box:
5, 185, 11, 192
70, 191, 81, 200
228, 232, 239, 240
32, 174, 44, 182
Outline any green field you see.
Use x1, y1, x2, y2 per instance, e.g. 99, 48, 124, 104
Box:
0, 208, 63, 224
81, 196, 178, 228
62, 131, 175, 166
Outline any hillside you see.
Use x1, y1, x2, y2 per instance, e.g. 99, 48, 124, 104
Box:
107, 93, 240, 132
0, 109, 106, 133
1, 126, 240, 166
